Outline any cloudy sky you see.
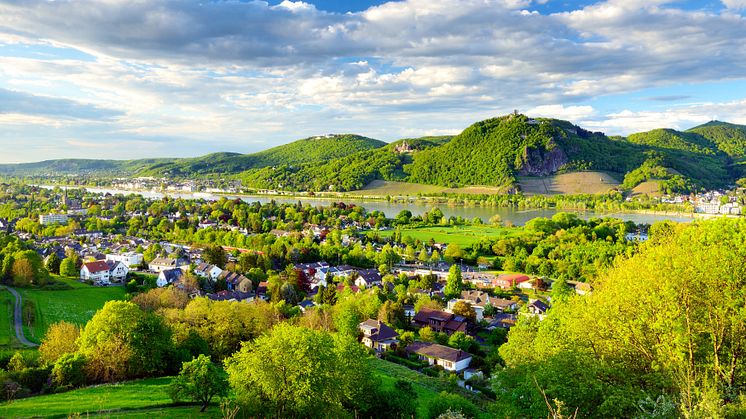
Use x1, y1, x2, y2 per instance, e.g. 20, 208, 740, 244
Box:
1, 0, 745, 163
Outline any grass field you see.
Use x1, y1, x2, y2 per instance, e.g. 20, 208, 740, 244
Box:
0, 377, 221, 418
353, 180, 507, 196
518, 171, 621, 195
17, 277, 126, 343
0, 289, 16, 347
379, 225, 519, 247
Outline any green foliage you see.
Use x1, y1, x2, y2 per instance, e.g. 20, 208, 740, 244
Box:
496, 218, 746, 417
59, 258, 77, 277
426, 392, 481, 418
77, 301, 173, 382
51, 353, 87, 389
444, 265, 463, 299
225, 323, 375, 417
688, 120, 746, 157
169, 354, 228, 412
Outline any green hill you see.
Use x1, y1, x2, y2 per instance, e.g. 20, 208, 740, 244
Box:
142, 134, 386, 177
626, 128, 720, 155
687, 120, 746, 157
0, 134, 386, 178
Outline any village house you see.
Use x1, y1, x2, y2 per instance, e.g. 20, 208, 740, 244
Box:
406, 342, 472, 372
105, 251, 143, 267
354, 269, 383, 288
157, 268, 184, 287
80, 261, 110, 283
447, 290, 517, 321
194, 263, 223, 281
106, 260, 129, 282
526, 299, 550, 320
359, 319, 399, 353
492, 273, 531, 289
220, 270, 253, 293
412, 307, 468, 335
149, 257, 183, 273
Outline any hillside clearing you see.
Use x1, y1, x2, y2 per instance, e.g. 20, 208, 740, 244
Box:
353, 180, 508, 196
17, 277, 126, 343
518, 171, 621, 195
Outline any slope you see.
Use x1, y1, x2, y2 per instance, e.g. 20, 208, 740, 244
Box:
687, 120, 746, 158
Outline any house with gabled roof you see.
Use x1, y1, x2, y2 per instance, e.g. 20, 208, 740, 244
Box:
359, 319, 399, 352
80, 260, 111, 283
157, 268, 184, 287
194, 263, 223, 281
412, 307, 467, 335
406, 341, 472, 372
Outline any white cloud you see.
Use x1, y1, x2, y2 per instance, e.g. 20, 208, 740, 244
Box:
0, 0, 745, 161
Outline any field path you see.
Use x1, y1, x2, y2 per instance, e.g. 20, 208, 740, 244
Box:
1, 286, 38, 347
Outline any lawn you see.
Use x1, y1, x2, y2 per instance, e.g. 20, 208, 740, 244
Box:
379, 224, 519, 248
0, 376, 221, 418
17, 277, 126, 343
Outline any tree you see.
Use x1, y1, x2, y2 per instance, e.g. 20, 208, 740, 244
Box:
169, 354, 229, 412
77, 301, 172, 382
225, 323, 374, 417
45, 253, 61, 275
203, 245, 227, 269
451, 301, 476, 322
444, 265, 463, 299
59, 258, 77, 277
11, 258, 34, 287
444, 243, 465, 263
39, 321, 80, 364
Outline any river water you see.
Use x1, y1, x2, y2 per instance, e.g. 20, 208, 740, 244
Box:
44, 186, 695, 225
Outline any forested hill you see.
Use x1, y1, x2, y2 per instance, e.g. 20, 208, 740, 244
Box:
2, 116, 744, 194
687, 120, 746, 157
138, 134, 386, 177
403, 114, 734, 191
0, 134, 386, 177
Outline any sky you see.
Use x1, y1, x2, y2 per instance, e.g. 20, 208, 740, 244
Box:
1, 0, 746, 163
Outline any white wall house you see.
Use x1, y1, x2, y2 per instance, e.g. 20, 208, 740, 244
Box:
106, 252, 143, 267
107, 261, 129, 282
80, 261, 111, 284
407, 342, 472, 372
194, 263, 223, 281
40, 213, 69, 225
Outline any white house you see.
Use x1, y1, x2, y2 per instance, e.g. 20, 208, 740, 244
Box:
194, 263, 223, 281
406, 342, 472, 372
80, 261, 111, 284
149, 257, 180, 273
106, 252, 143, 267
157, 268, 184, 287
106, 260, 129, 282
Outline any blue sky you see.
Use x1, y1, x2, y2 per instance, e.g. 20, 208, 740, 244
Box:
0, 0, 745, 163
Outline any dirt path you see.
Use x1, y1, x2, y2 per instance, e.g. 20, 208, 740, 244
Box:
1, 286, 38, 347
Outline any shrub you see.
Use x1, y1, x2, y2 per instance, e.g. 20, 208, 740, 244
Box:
52, 353, 87, 389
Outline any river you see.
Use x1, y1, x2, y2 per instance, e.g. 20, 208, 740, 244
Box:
43, 185, 696, 225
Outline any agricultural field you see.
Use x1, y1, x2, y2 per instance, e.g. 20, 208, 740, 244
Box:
631, 180, 663, 196
518, 171, 621, 195
379, 224, 519, 248
351, 180, 507, 197
0, 376, 221, 418
17, 277, 126, 343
